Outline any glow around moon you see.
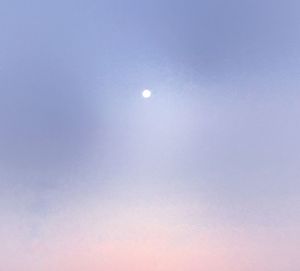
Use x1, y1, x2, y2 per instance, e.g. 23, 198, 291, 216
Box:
142, 89, 152, 98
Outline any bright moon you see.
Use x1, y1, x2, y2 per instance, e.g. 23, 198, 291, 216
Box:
142, 89, 152, 98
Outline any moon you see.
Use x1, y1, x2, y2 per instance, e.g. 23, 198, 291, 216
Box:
142, 89, 152, 98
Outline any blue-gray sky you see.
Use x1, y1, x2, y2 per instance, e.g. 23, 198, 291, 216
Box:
1, 0, 300, 270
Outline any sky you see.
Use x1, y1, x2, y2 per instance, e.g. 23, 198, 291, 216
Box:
0, 0, 300, 270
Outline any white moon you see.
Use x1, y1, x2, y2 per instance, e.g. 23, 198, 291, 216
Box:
142, 89, 152, 98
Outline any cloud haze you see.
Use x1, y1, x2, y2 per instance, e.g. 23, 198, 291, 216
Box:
0, 0, 300, 270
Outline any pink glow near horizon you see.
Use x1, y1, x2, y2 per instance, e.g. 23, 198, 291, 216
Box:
0, 198, 299, 271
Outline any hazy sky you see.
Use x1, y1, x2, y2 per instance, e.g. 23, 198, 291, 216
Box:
1, 0, 300, 270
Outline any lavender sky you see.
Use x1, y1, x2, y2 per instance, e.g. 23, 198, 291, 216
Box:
0, 0, 300, 270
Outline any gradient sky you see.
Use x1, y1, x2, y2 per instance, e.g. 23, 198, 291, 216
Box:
1, 0, 300, 270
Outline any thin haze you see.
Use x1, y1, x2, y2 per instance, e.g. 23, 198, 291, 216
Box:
0, 0, 300, 270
